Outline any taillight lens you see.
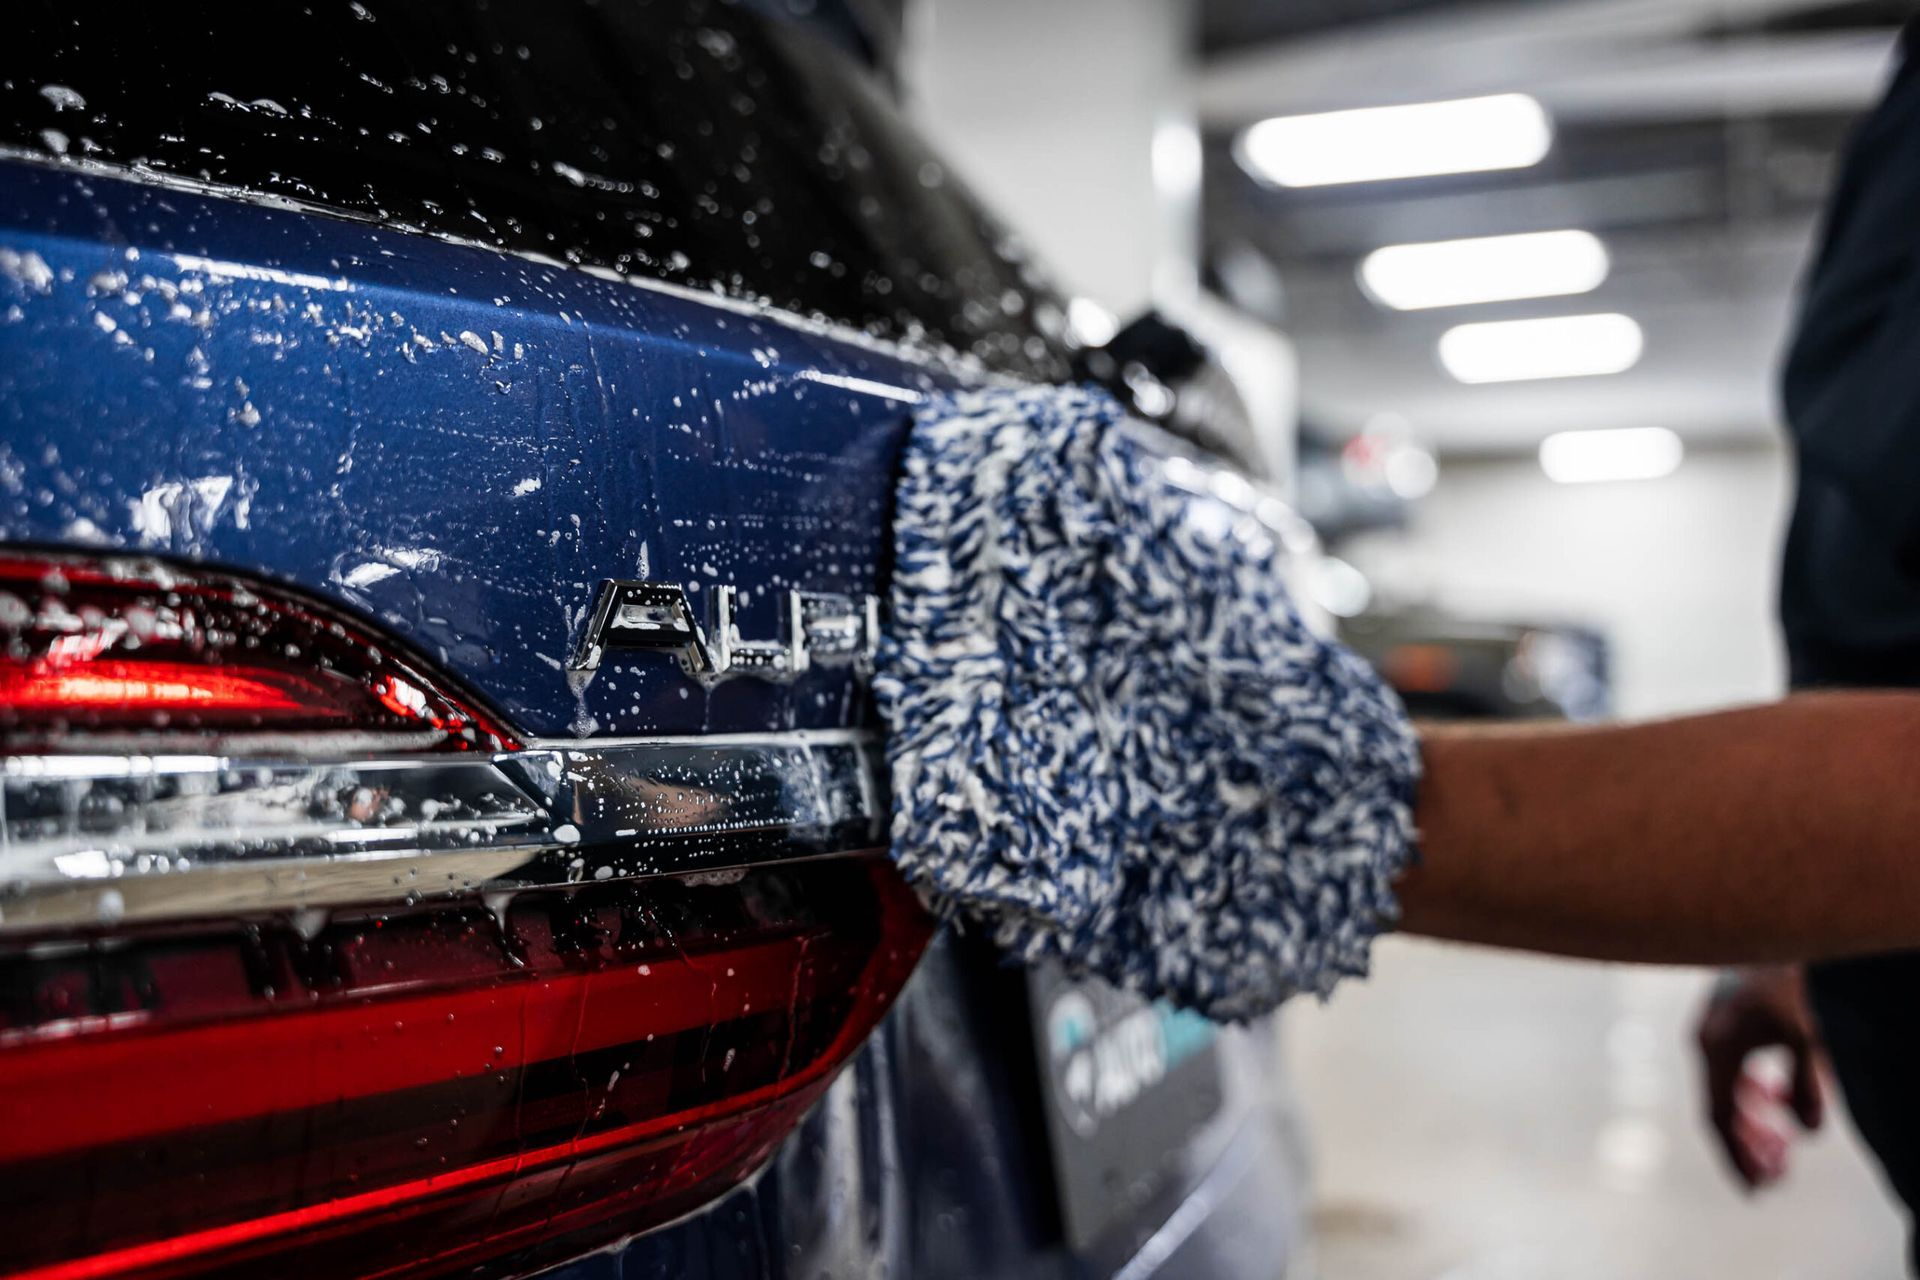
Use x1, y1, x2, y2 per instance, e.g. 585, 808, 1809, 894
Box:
0, 547, 933, 1277
0, 553, 514, 752
0, 857, 930, 1279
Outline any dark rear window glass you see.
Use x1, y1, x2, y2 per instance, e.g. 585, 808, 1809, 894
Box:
0, 0, 1069, 377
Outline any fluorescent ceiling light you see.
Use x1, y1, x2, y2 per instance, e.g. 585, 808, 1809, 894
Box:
1236, 94, 1551, 188
1539, 427, 1683, 485
1360, 230, 1608, 310
1066, 296, 1119, 347
1438, 313, 1643, 384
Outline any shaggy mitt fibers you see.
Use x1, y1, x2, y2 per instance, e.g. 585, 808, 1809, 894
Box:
874, 384, 1421, 1021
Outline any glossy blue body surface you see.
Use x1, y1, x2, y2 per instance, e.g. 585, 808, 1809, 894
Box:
0, 67, 1304, 1275
0, 158, 925, 740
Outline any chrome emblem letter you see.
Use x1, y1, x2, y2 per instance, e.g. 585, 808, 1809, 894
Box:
569, 580, 880, 686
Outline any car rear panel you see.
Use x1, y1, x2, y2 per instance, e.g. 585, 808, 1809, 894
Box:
0, 159, 927, 739
0, 3, 1305, 1275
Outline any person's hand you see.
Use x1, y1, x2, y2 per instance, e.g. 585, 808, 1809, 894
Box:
1694, 965, 1826, 1189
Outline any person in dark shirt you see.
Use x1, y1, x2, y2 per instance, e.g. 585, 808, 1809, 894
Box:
1695, 19, 1920, 1268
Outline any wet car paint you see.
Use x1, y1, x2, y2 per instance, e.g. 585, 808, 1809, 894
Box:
0, 118, 1303, 1280
1, 2, 1071, 384
0, 159, 928, 740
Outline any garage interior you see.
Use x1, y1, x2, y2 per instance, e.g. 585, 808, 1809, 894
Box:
902, 1, 1914, 1275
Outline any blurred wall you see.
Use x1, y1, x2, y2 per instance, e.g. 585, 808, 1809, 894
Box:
1348, 446, 1792, 718
901, 1, 1303, 482
901, 0, 1194, 317
1293, 444, 1907, 1280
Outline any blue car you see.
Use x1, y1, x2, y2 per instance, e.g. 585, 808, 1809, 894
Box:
0, 3, 1307, 1277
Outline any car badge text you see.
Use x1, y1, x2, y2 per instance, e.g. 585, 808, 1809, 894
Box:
569, 580, 881, 685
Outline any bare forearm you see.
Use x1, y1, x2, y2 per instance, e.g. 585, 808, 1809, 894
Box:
1398, 692, 1920, 964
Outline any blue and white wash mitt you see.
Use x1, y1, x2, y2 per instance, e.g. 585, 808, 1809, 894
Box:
874, 384, 1421, 1021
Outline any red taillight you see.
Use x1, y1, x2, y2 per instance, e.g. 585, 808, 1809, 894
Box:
0, 858, 931, 1279
0, 547, 932, 1276
0, 553, 514, 752
0, 661, 327, 715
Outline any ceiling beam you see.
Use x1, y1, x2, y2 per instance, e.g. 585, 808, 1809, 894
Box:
1197, 0, 1896, 125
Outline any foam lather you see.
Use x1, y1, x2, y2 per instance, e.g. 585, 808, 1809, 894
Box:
874, 384, 1421, 1021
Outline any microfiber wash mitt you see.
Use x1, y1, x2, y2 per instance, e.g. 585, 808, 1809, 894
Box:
874, 384, 1421, 1021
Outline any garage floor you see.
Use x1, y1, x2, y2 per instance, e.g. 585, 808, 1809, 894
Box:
1284, 938, 1909, 1280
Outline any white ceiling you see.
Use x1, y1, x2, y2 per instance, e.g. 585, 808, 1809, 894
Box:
1199, 0, 1896, 123
1198, 0, 1906, 454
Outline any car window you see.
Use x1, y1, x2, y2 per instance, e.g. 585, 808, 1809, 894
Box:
0, 0, 1070, 377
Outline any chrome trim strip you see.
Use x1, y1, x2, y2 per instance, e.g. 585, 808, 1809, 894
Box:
0, 732, 887, 932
